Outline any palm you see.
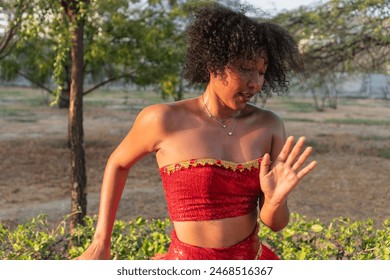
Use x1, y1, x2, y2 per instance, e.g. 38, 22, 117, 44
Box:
260, 136, 317, 205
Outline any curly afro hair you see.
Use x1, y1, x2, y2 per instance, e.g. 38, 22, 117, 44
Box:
183, 3, 303, 95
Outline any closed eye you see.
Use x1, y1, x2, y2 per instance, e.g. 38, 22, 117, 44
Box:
239, 66, 253, 72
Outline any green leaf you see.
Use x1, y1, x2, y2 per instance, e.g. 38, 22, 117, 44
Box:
311, 224, 323, 233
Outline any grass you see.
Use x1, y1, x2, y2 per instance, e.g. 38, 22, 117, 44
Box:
377, 148, 390, 159
0, 89, 27, 97
303, 139, 330, 154
0, 107, 21, 117
324, 118, 390, 126
281, 97, 317, 112
86, 88, 168, 106
83, 99, 112, 107
0, 87, 50, 107
283, 117, 316, 123
0, 88, 39, 122
359, 135, 390, 141
2, 87, 390, 128
0, 107, 37, 122
337, 97, 390, 108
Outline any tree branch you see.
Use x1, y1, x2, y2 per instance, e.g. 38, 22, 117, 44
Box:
83, 73, 136, 96
18, 72, 54, 94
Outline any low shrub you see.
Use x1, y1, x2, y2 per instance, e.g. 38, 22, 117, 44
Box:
260, 213, 390, 260
69, 215, 171, 260
0, 213, 388, 260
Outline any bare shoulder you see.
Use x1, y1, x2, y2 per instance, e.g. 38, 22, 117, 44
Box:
246, 103, 284, 129
136, 99, 196, 129
136, 103, 173, 124
132, 98, 198, 147
108, 99, 198, 169
246, 104, 286, 159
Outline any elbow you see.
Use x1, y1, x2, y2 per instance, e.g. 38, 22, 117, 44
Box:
268, 221, 288, 232
107, 152, 131, 172
260, 212, 290, 232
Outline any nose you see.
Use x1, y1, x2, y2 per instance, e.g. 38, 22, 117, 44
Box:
247, 72, 264, 93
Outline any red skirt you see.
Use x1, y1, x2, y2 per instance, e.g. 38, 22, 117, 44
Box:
153, 224, 279, 260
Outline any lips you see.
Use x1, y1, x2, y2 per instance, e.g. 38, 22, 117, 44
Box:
239, 92, 255, 102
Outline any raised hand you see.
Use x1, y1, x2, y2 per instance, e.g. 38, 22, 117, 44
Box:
260, 136, 317, 207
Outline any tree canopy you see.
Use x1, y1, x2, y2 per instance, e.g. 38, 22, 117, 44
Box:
0, 1, 32, 61
0, 0, 189, 103
273, 0, 389, 109
275, 0, 389, 77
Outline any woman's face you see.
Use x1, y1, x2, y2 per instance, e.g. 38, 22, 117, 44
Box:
210, 55, 268, 111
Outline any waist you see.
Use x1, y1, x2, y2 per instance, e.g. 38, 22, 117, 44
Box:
172, 211, 258, 248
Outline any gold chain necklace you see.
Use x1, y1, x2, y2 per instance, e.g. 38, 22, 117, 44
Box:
201, 95, 240, 136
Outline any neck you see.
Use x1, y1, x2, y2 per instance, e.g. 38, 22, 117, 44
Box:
201, 89, 239, 121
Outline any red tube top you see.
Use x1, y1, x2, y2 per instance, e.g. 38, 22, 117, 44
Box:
159, 157, 262, 221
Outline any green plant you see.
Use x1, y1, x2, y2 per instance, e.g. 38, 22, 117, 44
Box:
0, 214, 68, 260
1, 213, 388, 260
259, 213, 390, 260
376, 148, 390, 159
68, 216, 171, 260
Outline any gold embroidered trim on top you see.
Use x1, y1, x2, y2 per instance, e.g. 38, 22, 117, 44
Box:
160, 157, 262, 175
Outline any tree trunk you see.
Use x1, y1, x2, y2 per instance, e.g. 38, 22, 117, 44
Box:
330, 88, 338, 109
311, 89, 324, 112
68, 14, 87, 232
58, 89, 70, 109
174, 72, 184, 101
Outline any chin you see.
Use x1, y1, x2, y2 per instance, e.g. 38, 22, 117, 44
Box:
233, 102, 247, 112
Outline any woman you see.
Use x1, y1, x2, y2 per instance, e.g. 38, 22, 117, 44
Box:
76, 4, 317, 260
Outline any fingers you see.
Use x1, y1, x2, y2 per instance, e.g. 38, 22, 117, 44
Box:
280, 136, 314, 169
277, 136, 295, 163
285, 136, 306, 166
284, 135, 317, 179
297, 160, 317, 180
277, 136, 316, 177
260, 153, 271, 177
292, 146, 312, 171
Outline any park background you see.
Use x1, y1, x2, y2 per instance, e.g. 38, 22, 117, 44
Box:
0, 0, 389, 259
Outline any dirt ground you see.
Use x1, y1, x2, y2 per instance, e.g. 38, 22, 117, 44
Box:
1, 88, 390, 229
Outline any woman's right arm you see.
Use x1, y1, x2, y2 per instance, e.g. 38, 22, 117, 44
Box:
75, 104, 169, 259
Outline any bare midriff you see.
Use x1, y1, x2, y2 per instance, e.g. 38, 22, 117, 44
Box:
172, 210, 258, 248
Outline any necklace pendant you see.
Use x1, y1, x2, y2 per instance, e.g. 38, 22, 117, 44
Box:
201, 94, 239, 137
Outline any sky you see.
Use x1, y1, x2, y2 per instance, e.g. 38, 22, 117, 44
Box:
245, 0, 326, 14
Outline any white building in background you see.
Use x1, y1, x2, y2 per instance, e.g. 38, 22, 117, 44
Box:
291, 73, 390, 99
0, 10, 7, 35
337, 73, 390, 99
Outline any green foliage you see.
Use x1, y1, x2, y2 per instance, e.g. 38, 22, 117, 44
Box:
0, 214, 68, 260
1, 213, 389, 260
1, 0, 190, 101
68, 216, 171, 260
0, 0, 33, 60
276, 0, 390, 75
259, 213, 390, 260
273, 0, 389, 111
0, 214, 171, 260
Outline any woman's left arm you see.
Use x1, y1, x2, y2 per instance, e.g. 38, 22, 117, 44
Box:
259, 126, 317, 231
